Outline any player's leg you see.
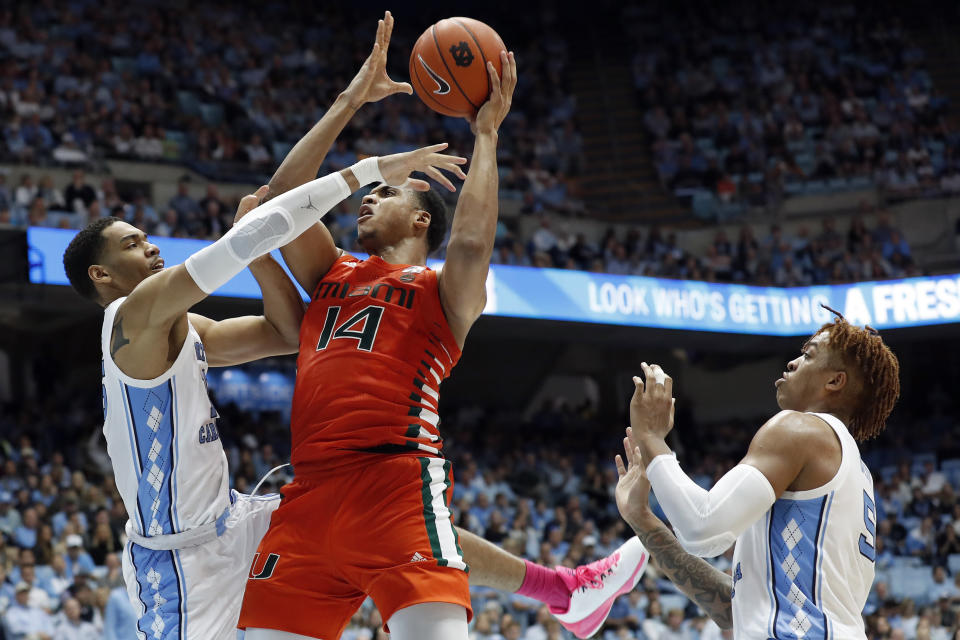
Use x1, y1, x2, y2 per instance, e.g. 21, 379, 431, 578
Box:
238, 479, 366, 639
456, 526, 650, 640
387, 603, 469, 640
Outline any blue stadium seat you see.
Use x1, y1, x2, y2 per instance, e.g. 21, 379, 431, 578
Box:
828, 177, 848, 191
696, 137, 715, 152
849, 175, 872, 189
804, 180, 828, 194
887, 566, 932, 604
717, 201, 744, 222
784, 181, 804, 196
272, 141, 293, 162
199, 103, 224, 127
111, 57, 136, 74
941, 458, 960, 486
948, 554, 960, 575
692, 191, 718, 220
177, 91, 201, 117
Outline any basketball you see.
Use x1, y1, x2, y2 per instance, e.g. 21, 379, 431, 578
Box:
409, 17, 506, 118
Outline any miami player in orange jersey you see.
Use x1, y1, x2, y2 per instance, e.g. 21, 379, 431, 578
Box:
238, 12, 648, 640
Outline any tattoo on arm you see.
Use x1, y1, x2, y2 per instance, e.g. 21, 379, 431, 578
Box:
110, 318, 130, 358
632, 520, 734, 629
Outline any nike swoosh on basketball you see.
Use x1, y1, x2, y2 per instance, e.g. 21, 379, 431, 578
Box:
417, 55, 451, 95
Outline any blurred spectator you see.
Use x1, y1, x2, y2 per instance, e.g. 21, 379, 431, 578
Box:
63, 172, 96, 216
4, 582, 54, 640
52, 597, 98, 640
63, 535, 95, 580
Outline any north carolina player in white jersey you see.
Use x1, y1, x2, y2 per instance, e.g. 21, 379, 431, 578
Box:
613, 312, 900, 639
64, 152, 462, 639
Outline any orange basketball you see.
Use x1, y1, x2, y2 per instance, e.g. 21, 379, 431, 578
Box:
409, 17, 506, 118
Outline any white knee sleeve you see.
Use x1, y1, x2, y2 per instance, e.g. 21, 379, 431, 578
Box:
646, 455, 777, 557
184, 158, 384, 294
388, 602, 469, 640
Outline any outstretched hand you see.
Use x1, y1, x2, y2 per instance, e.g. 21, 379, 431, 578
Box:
629, 362, 676, 441
468, 50, 517, 135
615, 437, 655, 531
342, 11, 412, 110
377, 143, 468, 192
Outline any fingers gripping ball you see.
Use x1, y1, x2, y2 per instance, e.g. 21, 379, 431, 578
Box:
409, 17, 506, 118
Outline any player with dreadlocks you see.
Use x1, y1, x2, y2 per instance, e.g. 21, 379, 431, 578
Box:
614, 308, 900, 639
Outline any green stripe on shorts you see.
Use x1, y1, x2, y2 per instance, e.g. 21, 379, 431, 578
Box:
419, 458, 445, 565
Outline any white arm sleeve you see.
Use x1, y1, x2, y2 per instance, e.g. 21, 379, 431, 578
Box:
184, 159, 383, 294
646, 455, 777, 557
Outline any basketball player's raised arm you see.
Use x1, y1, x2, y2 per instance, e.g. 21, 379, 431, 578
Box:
185, 197, 308, 367
615, 440, 733, 629
626, 363, 819, 558
275, 11, 414, 294
438, 52, 516, 346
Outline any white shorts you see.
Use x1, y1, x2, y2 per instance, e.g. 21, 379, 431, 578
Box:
122, 491, 281, 640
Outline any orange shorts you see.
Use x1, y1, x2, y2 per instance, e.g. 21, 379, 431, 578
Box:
237, 455, 472, 639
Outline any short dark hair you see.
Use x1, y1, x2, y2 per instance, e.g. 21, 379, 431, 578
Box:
415, 188, 448, 255
63, 217, 122, 301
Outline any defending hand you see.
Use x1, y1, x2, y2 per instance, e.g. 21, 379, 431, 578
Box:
377, 143, 467, 192
615, 437, 655, 531
629, 363, 676, 440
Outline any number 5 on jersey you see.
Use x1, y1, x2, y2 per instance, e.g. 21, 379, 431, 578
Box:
316, 306, 385, 352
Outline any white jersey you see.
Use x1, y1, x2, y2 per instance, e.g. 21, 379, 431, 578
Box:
732, 412, 875, 640
101, 298, 230, 537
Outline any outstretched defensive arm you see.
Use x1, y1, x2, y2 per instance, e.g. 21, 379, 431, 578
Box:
187, 186, 305, 367
110, 145, 458, 379
615, 438, 733, 629
438, 51, 516, 347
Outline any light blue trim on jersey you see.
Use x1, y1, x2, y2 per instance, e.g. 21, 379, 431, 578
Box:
130, 544, 184, 639
120, 379, 145, 533
172, 548, 188, 638
124, 380, 177, 536
816, 492, 835, 639
765, 510, 777, 638
170, 376, 181, 532
769, 495, 829, 639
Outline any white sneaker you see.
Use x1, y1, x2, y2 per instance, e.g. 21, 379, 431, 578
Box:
550, 537, 650, 638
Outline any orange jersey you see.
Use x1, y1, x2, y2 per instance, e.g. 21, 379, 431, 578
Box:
291, 254, 461, 475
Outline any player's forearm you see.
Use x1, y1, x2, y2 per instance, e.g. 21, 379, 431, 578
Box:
447, 132, 499, 256
249, 255, 305, 349
626, 513, 733, 629
264, 94, 358, 202
633, 431, 673, 470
